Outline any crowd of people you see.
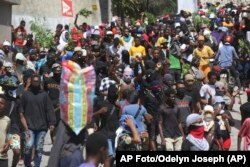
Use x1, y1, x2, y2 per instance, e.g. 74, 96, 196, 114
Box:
1, 1, 250, 167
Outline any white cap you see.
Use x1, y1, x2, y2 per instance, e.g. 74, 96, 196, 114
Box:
204, 105, 214, 113
52, 63, 61, 69
74, 47, 82, 53
175, 22, 181, 28
203, 29, 211, 36
16, 53, 26, 61
106, 31, 113, 35
81, 49, 87, 57
3, 62, 13, 67
3, 40, 11, 46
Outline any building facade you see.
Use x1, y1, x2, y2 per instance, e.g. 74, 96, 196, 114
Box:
0, 0, 20, 42
12, 0, 112, 32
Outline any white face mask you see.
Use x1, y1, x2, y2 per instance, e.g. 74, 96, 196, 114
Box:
190, 32, 197, 37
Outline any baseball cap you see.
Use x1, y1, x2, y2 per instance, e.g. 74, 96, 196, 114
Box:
52, 63, 61, 69
74, 47, 82, 53
3, 40, 11, 46
3, 62, 13, 67
16, 53, 26, 61
204, 105, 214, 114
186, 113, 203, 128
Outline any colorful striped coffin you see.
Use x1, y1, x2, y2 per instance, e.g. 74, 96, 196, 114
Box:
60, 60, 96, 135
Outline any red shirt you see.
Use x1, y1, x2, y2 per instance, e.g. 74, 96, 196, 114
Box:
14, 27, 27, 46
238, 118, 250, 150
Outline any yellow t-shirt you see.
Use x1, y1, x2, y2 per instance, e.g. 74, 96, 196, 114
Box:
129, 45, 146, 59
193, 45, 214, 66
156, 37, 166, 47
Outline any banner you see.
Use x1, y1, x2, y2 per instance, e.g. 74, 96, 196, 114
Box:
61, 0, 73, 17
60, 60, 96, 135
177, 0, 198, 14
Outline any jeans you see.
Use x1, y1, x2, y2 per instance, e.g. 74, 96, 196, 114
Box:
24, 130, 46, 167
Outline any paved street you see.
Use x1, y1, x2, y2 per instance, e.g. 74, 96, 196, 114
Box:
8, 94, 245, 167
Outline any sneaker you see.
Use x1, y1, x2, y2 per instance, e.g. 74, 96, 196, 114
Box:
18, 159, 24, 165
31, 161, 35, 167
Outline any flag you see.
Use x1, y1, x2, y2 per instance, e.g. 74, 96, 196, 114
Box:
60, 60, 96, 135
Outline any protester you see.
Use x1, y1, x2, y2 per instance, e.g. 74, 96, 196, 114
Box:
182, 113, 209, 151
0, 1, 249, 165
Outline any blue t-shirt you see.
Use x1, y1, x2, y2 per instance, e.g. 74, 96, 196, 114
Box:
122, 104, 148, 133
79, 162, 95, 167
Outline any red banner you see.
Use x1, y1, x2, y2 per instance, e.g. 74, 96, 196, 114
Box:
61, 0, 73, 17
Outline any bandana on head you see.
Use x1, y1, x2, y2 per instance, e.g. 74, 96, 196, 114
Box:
123, 67, 134, 80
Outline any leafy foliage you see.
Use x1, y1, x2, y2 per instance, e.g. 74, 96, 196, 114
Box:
78, 8, 93, 18
239, 39, 250, 54
112, 0, 177, 20
144, 12, 156, 25
30, 20, 54, 49
192, 14, 211, 29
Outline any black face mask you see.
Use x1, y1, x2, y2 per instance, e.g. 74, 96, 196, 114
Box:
0, 110, 4, 117
4, 49, 9, 55
53, 73, 61, 81
30, 85, 40, 94
177, 88, 186, 99
216, 90, 224, 96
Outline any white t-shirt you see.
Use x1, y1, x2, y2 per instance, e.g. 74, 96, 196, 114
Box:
200, 84, 216, 102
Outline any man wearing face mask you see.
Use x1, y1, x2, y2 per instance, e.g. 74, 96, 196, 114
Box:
163, 74, 174, 92
44, 63, 62, 141
1, 62, 19, 89
182, 113, 209, 151
1, 40, 12, 63
20, 75, 56, 167
71, 47, 87, 68
39, 53, 56, 78
143, 80, 164, 151
176, 82, 192, 135
184, 74, 202, 113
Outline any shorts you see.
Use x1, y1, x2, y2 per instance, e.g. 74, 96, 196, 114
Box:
8, 134, 21, 150
164, 136, 183, 151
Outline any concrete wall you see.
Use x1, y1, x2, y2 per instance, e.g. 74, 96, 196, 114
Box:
0, 0, 20, 42
12, 0, 104, 32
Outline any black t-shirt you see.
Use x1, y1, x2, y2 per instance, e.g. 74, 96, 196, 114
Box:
4, 98, 23, 135
44, 77, 60, 107
185, 84, 201, 113
176, 95, 192, 129
20, 90, 56, 131
143, 89, 163, 117
158, 104, 182, 138
99, 100, 120, 140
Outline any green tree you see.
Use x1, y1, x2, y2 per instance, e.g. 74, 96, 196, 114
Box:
112, 0, 177, 20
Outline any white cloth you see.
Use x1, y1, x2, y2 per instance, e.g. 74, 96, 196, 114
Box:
59, 30, 68, 47
200, 84, 216, 102
186, 134, 209, 151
